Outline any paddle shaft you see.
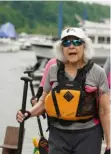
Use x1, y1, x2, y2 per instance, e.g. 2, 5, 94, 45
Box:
17, 80, 28, 154
25, 70, 44, 137
29, 79, 44, 137
24, 71, 49, 154
30, 83, 49, 154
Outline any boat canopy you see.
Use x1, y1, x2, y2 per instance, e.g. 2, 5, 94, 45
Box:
0, 22, 17, 38
0, 31, 8, 38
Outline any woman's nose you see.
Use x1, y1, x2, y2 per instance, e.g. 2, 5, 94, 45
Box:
69, 43, 75, 48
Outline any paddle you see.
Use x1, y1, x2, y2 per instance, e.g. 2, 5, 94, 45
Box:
17, 76, 32, 154
24, 70, 48, 154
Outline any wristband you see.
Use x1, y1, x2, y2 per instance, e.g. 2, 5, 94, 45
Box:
24, 110, 31, 121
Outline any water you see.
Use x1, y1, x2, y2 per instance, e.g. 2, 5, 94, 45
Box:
0, 50, 49, 154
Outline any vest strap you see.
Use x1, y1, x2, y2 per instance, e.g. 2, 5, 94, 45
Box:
52, 89, 61, 117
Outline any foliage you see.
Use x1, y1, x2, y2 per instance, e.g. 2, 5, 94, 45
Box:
0, 1, 110, 35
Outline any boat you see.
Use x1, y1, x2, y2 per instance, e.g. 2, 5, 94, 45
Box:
0, 38, 21, 52
18, 38, 32, 50
30, 35, 57, 48
78, 19, 110, 62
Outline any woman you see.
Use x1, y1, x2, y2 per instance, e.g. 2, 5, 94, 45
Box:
16, 27, 110, 154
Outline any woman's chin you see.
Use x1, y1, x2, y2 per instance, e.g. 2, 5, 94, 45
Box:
68, 58, 78, 63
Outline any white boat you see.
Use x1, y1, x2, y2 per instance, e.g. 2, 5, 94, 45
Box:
17, 38, 32, 50
31, 35, 55, 48
0, 38, 21, 52
78, 20, 110, 60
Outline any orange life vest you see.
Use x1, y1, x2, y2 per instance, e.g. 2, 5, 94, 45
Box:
45, 60, 98, 122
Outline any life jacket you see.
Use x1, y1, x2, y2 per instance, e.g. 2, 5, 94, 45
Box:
45, 60, 99, 125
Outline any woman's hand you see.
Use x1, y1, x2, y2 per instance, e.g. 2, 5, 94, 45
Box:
16, 110, 31, 123
16, 91, 47, 123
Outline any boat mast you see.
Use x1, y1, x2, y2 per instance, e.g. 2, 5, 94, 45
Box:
58, 1, 63, 39
82, 7, 88, 31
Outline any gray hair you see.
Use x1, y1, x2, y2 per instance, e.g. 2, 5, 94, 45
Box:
53, 37, 94, 63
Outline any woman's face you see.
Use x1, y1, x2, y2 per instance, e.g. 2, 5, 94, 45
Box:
62, 36, 85, 63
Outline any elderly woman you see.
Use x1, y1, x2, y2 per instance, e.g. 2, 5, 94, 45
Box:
17, 27, 110, 154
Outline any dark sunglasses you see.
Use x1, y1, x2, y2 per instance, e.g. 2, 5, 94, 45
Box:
62, 39, 85, 47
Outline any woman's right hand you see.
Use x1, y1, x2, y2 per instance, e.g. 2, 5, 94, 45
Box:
16, 110, 31, 123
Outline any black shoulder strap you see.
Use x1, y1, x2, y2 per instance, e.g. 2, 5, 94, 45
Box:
57, 60, 94, 88
75, 60, 94, 88
52, 89, 61, 117
57, 60, 65, 83
83, 60, 94, 75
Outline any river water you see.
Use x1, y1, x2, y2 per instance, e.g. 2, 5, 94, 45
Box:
0, 49, 49, 154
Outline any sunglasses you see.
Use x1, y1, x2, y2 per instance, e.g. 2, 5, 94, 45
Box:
62, 39, 85, 47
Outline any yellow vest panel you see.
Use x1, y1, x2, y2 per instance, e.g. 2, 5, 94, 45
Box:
45, 90, 93, 121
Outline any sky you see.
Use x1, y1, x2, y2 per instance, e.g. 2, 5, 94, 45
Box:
76, 0, 111, 6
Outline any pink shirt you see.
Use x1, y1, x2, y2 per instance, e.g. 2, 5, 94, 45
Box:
107, 72, 110, 88
40, 58, 56, 86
